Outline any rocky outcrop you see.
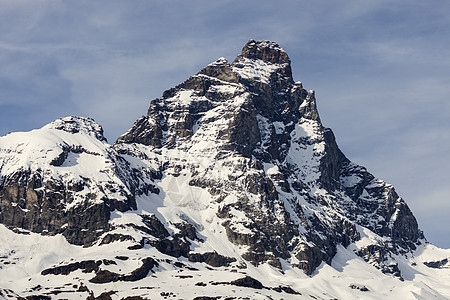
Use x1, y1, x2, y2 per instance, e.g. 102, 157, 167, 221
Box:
41, 260, 103, 276
319, 128, 349, 191
89, 257, 158, 283
0, 117, 156, 245
41, 257, 158, 284
424, 258, 449, 269
339, 162, 423, 251
188, 251, 236, 267
50, 116, 107, 142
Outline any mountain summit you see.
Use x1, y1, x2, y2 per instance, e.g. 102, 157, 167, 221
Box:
0, 40, 448, 299
115, 39, 421, 273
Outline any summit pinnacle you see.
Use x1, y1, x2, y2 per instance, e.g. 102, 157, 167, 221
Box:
235, 40, 291, 65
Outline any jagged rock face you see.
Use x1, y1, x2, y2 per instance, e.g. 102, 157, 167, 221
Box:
0, 117, 158, 245
51, 116, 108, 142
114, 40, 423, 275
0, 41, 423, 278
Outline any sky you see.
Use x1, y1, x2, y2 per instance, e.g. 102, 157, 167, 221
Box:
0, 0, 449, 248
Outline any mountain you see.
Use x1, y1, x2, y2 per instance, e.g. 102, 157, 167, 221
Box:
0, 40, 449, 299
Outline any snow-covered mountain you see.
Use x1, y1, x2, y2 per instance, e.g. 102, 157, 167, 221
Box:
0, 40, 449, 299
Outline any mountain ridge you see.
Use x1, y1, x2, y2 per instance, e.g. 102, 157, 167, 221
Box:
0, 40, 448, 299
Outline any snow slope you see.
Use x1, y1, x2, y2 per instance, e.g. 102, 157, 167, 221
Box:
1, 223, 449, 299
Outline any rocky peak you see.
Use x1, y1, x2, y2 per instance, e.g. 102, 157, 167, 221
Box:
116, 41, 328, 166
44, 116, 107, 142
231, 40, 293, 88
234, 40, 290, 65
0, 115, 143, 245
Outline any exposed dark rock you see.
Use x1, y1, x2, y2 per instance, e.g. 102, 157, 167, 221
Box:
141, 214, 170, 239
319, 128, 349, 191
100, 233, 134, 245
294, 244, 323, 276
41, 257, 156, 286
49, 147, 69, 166
357, 244, 388, 264
198, 58, 239, 83
271, 285, 302, 295
424, 258, 449, 269
88, 269, 121, 284
389, 199, 422, 249
149, 236, 191, 258
219, 193, 298, 267
175, 274, 193, 279
230, 276, 264, 289
41, 260, 102, 276
159, 292, 175, 298
210, 275, 264, 290
339, 162, 423, 252
115, 115, 162, 147
195, 282, 207, 287
102, 259, 117, 266
235, 40, 291, 65
23, 296, 52, 300
174, 221, 199, 241
127, 238, 145, 250
78, 284, 90, 293
121, 296, 149, 300
188, 251, 236, 267
349, 284, 369, 292
123, 257, 158, 281
0, 159, 137, 246
89, 257, 158, 284
51, 116, 107, 142
173, 261, 185, 268
381, 263, 403, 279
115, 256, 129, 261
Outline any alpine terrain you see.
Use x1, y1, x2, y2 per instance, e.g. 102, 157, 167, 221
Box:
0, 40, 449, 300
